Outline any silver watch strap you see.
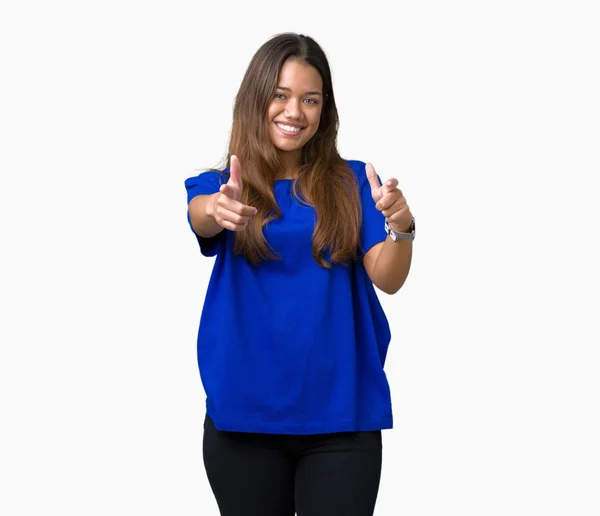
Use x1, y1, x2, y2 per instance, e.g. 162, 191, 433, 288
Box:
385, 218, 415, 241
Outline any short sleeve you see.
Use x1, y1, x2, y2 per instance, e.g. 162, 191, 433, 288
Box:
357, 161, 388, 257
184, 170, 228, 257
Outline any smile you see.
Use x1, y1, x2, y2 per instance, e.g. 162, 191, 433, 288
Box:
276, 123, 304, 136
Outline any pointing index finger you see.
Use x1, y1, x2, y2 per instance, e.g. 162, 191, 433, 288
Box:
229, 155, 242, 187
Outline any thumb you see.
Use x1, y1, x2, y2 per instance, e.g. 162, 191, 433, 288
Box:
229, 155, 243, 188
366, 162, 383, 202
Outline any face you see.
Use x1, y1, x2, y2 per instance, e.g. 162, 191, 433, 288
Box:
267, 58, 324, 159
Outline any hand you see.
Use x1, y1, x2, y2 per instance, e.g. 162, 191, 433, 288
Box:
208, 155, 257, 231
366, 162, 413, 233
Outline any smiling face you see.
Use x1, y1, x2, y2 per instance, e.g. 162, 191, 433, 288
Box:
267, 58, 324, 164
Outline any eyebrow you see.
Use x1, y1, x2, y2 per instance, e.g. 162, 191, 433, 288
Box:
276, 86, 322, 96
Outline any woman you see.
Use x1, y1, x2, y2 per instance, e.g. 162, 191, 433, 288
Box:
185, 32, 415, 516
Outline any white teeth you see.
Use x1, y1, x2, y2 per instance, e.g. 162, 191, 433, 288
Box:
277, 123, 301, 133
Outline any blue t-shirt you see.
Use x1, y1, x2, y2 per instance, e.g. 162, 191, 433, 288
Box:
184, 159, 393, 434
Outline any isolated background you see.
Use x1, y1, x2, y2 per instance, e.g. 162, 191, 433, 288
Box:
1, 0, 599, 514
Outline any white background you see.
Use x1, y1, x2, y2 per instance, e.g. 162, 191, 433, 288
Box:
1, 0, 599, 514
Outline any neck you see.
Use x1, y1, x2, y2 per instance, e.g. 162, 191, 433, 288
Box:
278, 150, 301, 179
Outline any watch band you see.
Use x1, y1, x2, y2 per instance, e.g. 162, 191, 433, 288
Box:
385, 218, 415, 242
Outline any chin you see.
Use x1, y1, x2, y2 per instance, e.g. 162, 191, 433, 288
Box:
269, 136, 301, 152
275, 142, 303, 153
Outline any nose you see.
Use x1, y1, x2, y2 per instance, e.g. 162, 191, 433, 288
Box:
284, 98, 302, 120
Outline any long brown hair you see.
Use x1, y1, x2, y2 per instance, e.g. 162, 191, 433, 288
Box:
223, 32, 361, 268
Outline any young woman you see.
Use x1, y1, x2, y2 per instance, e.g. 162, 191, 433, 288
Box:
185, 32, 415, 516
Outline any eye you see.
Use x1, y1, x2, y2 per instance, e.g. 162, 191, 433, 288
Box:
274, 93, 286, 100
304, 98, 318, 105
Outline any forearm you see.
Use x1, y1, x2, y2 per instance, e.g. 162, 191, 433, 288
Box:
372, 237, 413, 295
188, 193, 224, 238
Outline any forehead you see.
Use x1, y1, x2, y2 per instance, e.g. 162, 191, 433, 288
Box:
277, 59, 323, 92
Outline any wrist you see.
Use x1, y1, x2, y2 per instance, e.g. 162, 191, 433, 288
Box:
385, 217, 416, 242
388, 221, 411, 233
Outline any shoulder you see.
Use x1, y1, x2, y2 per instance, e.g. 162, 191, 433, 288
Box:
184, 168, 231, 201
184, 168, 229, 189
343, 159, 369, 187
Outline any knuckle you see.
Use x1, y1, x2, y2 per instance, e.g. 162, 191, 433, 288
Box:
236, 213, 249, 224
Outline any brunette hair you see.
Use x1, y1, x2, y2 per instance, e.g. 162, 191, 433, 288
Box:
223, 32, 361, 268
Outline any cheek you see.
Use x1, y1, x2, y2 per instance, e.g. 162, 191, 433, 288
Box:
315, 107, 323, 122
307, 109, 322, 131
266, 102, 279, 121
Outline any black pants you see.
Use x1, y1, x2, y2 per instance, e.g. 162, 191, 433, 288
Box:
202, 414, 383, 516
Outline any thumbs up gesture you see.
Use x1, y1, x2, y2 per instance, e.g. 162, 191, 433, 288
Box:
210, 155, 257, 231
366, 162, 413, 233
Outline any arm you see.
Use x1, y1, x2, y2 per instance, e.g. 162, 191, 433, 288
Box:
362, 162, 415, 295
363, 238, 412, 295
188, 193, 224, 238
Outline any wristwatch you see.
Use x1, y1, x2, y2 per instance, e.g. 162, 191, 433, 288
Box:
385, 217, 415, 242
